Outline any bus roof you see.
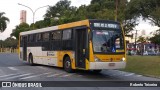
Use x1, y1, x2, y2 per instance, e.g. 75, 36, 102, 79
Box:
20, 19, 119, 35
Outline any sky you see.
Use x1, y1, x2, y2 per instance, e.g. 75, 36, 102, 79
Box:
0, 0, 91, 40
135, 19, 159, 37
0, 0, 159, 40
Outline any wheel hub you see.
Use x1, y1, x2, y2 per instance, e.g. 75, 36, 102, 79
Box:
65, 61, 70, 68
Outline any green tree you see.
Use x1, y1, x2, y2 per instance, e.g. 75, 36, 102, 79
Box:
11, 23, 30, 39
149, 7, 160, 27
0, 40, 3, 48
3, 37, 18, 48
87, 0, 115, 19
12, 0, 147, 39
45, 0, 77, 25
43, 0, 138, 35
0, 12, 9, 32
34, 20, 46, 29
137, 36, 147, 55
87, 0, 138, 34
127, 0, 160, 27
33, 18, 52, 29
150, 30, 160, 45
137, 36, 146, 43
75, 5, 88, 20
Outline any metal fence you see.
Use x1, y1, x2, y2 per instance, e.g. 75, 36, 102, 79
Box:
0, 48, 18, 53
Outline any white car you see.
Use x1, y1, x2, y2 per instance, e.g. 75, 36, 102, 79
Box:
143, 51, 148, 56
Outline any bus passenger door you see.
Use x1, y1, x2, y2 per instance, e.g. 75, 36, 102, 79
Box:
22, 36, 27, 61
75, 28, 87, 69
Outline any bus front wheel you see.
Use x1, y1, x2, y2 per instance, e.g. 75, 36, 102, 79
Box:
64, 57, 74, 73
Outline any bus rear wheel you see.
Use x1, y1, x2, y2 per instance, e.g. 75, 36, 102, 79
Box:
64, 57, 74, 73
29, 54, 34, 66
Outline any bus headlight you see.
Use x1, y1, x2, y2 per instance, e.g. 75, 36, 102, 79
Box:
94, 56, 101, 62
121, 57, 125, 61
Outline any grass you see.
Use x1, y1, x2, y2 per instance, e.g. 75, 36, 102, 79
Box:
122, 55, 160, 78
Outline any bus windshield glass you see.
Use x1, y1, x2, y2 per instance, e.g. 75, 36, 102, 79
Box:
92, 29, 124, 53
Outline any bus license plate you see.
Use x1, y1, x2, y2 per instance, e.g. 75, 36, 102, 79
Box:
109, 63, 115, 66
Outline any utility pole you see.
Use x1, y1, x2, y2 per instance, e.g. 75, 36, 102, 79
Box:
115, 0, 118, 21
134, 30, 139, 54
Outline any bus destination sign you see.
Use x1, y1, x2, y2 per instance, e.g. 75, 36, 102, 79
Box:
93, 23, 120, 29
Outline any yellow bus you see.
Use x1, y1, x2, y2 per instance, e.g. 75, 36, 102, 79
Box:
19, 19, 126, 73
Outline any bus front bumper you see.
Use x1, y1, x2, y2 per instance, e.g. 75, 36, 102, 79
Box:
89, 62, 126, 70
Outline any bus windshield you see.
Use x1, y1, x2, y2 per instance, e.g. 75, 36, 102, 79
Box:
92, 29, 124, 53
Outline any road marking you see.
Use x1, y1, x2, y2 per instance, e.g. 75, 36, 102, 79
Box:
124, 73, 134, 76
47, 73, 65, 77
20, 72, 52, 80
0, 69, 4, 75
36, 66, 47, 70
59, 74, 74, 77
0, 73, 21, 78
76, 75, 83, 77
118, 71, 127, 75
109, 74, 117, 76
8, 67, 18, 70
136, 75, 142, 77
1, 73, 32, 80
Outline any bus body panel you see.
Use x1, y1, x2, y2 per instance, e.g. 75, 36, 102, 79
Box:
85, 59, 90, 70
121, 24, 127, 62
19, 47, 23, 61
94, 54, 125, 62
57, 51, 76, 69
27, 47, 58, 66
58, 20, 89, 29
89, 40, 95, 62
20, 26, 58, 35
89, 62, 126, 70
88, 54, 126, 70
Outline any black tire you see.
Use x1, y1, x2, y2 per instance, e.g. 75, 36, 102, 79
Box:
64, 57, 74, 73
28, 54, 34, 66
93, 70, 102, 73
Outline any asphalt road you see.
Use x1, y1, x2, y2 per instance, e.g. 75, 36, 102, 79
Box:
0, 53, 160, 90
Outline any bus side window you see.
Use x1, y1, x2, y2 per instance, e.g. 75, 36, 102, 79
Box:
36, 33, 42, 42
62, 29, 72, 40
28, 34, 34, 42
42, 32, 49, 41
51, 31, 61, 40
62, 29, 72, 50
51, 31, 62, 50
